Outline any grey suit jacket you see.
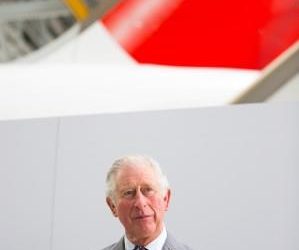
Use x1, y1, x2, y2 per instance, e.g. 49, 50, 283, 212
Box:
101, 233, 193, 250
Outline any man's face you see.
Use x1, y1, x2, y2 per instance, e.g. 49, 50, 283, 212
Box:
106, 164, 170, 245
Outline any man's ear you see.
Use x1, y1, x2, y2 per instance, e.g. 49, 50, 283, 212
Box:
106, 197, 118, 217
163, 189, 171, 211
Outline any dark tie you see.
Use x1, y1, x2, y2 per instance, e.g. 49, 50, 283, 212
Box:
133, 245, 148, 250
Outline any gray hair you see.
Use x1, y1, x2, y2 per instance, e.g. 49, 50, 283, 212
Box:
105, 155, 170, 199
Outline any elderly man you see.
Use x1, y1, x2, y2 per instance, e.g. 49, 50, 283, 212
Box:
103, 155, 192, 250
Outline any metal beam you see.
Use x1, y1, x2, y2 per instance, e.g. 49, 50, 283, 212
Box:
232, 40, 299, 103
80, 0, 120, 30
0, 1, 71, 22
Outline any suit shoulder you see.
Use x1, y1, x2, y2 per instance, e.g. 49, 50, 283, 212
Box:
181, 243, 194, 250
174, 241, 193, 250
99, 238, 124, 250
164, 233, 194, 250
100, 242, 119, 250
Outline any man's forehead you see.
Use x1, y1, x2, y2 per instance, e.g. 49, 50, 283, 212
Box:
118, 162, 154, 175
116, 164, 158, 184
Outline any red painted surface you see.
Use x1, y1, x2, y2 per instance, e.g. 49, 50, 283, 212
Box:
103, 0, 299, 69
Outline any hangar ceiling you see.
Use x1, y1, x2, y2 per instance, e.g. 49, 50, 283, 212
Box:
0, 0, 118, 62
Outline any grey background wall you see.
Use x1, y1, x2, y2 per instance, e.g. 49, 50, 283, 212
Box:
0, 119, 59, 250
0, 103, 298, 250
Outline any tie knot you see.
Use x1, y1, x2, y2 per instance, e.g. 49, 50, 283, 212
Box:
134, 245, 148, 250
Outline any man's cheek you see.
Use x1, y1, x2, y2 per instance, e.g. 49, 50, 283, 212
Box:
153, 200, 165, 211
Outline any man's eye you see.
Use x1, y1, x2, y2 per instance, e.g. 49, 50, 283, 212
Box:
142, 187, 155, 196
123, 190, 135, 197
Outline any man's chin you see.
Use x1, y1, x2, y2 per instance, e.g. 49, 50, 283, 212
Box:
134, 223, 156, 235
127, 223, 163, 245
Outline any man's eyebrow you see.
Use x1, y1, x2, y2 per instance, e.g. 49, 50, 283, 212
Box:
119, 186, 135, 191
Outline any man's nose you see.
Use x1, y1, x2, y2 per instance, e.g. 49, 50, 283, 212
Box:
133, 189, 147, 208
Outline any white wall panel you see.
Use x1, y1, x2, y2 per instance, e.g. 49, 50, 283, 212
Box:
53, 103, 298, 250
0, 119, 59, 250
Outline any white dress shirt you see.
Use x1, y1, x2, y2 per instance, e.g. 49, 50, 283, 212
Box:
124, 226, 167, 250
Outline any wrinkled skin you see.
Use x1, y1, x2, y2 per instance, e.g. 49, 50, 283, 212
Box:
107, 164, 170, 246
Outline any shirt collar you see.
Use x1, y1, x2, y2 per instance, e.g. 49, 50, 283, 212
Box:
124, 226, 167, 250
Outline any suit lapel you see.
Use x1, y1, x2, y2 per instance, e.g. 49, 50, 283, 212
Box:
113, 233, 182, 250
112, 237, 125, 250
162, 233, 178, 250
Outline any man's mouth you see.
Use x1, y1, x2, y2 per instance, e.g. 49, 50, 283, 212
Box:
133, 215, 152, 220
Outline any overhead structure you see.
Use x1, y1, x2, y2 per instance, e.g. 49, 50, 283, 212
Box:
0, 0, 298, 112
0, 0, 119, 62
232, 40, 299, 103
